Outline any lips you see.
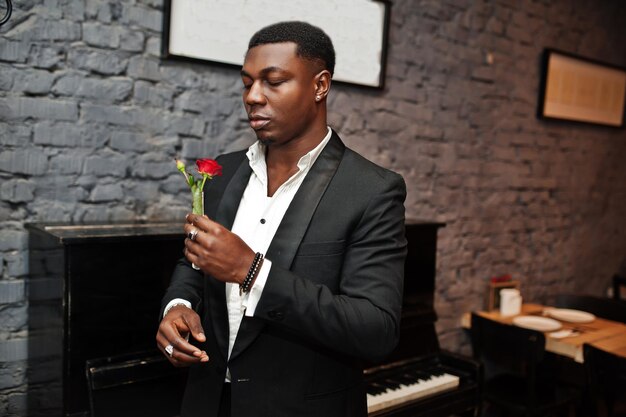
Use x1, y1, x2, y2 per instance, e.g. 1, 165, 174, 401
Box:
248, 115, 270, 131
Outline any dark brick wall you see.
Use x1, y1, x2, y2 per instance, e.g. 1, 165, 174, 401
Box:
1, 0, 626, 414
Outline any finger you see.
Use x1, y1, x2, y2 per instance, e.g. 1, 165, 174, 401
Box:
184, 223, 205, 241
183, 229, 207, 259
156, 331, 209, 366
169, 346, 204, 362
184, 225, 216, 252
156, 336, 197, 365
187, 214, 221, 235
185, 233, 215, 266
165, 345, 204, 365
166, 344, 209, 364
184, 226, 201, 247
186, 213, 205, 227
157, 323, 183, 350
184, 246, 200, 266
169, 326, 206, 357
185, 217, 227, 249
159, 320, 202, 356
157, 315, 209, 364
175, 311, 209, 360
183, 312, 207, 343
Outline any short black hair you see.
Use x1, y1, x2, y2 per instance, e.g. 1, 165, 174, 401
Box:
248, 21, 335, 76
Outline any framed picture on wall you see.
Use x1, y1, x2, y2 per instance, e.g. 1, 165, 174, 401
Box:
537, 49, 626, 127
162, 0, 391, 89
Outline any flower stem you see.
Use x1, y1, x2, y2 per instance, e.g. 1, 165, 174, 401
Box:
192, 185, 204, 215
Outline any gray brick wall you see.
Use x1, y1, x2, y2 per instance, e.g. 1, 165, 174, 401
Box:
1, 0, 626, 414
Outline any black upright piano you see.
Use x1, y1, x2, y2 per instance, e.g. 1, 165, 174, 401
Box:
26, 221, 479, 417
364, 221, 481, 417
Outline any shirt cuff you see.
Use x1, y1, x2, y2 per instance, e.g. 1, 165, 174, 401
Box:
163, 298, 192, 318
242, 258, 271, 317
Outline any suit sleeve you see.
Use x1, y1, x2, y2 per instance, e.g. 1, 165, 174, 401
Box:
253, 173, 407, 362
160, 257, 204, 317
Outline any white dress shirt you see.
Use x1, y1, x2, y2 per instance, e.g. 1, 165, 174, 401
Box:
164, 128, 333, 366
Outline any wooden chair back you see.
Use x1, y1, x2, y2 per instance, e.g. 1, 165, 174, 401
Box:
584, 343, 626, 417
553, 294, 626, 324
470, 313, 546, 406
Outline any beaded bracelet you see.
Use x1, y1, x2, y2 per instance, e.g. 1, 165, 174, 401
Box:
240, 252, 264, 294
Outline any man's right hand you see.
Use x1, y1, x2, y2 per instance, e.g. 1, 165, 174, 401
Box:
156, 304, 209, 366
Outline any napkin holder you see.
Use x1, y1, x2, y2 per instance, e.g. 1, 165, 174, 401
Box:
500, 288, 522, 316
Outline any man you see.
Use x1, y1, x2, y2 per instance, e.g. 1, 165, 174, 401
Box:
156, 21, 407, 417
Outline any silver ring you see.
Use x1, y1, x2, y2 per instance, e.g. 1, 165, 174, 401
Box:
188, 229, 199, 241
165, 344, 174, 357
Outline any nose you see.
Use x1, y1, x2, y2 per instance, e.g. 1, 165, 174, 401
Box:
245, 81, 266, 106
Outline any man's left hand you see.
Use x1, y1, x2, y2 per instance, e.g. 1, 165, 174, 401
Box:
184, 214, 256, 284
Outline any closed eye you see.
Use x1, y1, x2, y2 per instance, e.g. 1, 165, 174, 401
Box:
266, 78, 287, 87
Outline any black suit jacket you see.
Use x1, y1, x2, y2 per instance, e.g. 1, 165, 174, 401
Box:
162, 132, 407, 417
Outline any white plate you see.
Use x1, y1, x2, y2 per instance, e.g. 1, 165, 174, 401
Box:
545, 308, 595, 323
548, 329, 579, 339
512, 315, 562, 332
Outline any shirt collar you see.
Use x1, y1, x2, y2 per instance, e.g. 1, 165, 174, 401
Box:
246, 127, 333, 177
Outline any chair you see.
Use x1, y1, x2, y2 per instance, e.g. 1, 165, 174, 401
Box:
613, 274, 626, 302
470, 313, 577, 416
552, 294, 626, 324
583, 343, 626, 417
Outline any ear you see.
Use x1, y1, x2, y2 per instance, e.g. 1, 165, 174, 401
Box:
313, 70, 331, 102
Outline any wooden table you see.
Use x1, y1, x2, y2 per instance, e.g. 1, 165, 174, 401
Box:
461, 304, 626, 362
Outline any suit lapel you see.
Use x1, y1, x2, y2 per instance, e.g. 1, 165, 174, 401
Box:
214, 157, 252, 230
266, 132, 345, 270
229, 132, 345, 361
209, 157, 252, 362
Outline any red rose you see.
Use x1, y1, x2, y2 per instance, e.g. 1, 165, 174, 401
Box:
196, 158, 222, 177
175, 157, 222, 218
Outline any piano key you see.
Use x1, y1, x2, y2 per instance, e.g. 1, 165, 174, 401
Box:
395, 375, 416, 385
367, 382, 388, 396
383, 378, 403, 389
367, 372, 460, 414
